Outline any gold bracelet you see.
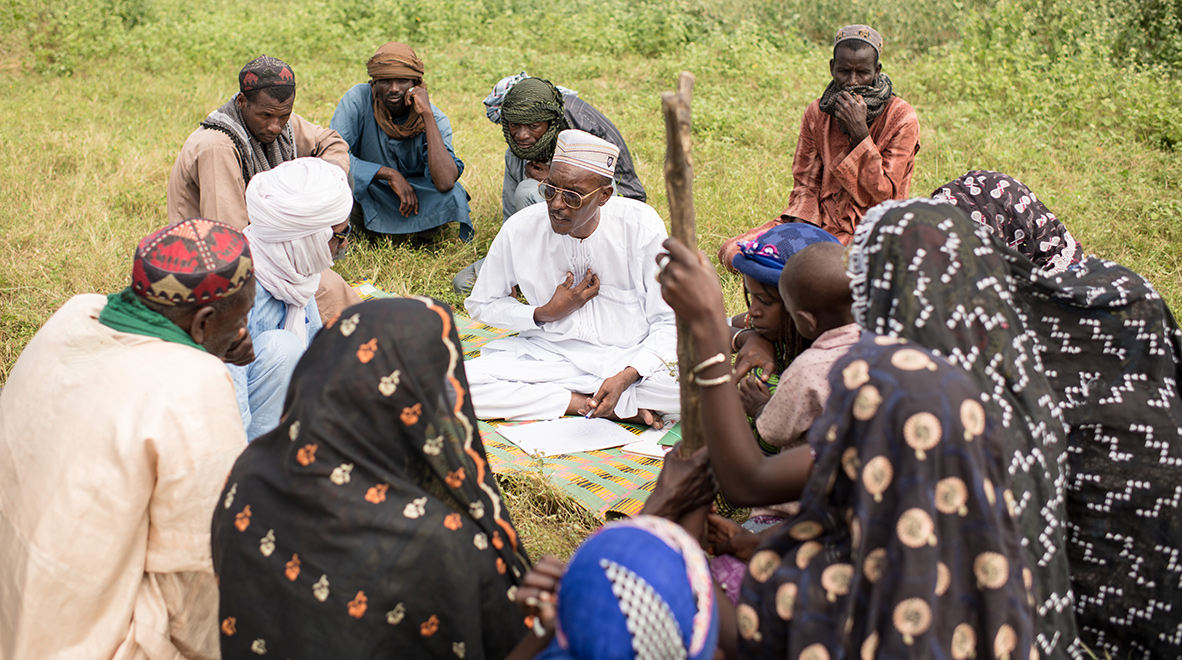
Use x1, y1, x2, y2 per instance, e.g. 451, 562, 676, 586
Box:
691, 352, 727, 375
694, 372, 733, 387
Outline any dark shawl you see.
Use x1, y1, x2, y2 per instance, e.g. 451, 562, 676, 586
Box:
933, 171, 1084, 274
212, 297, 530, 659
847, 198, 1182, 659
737, 333, 1037, 660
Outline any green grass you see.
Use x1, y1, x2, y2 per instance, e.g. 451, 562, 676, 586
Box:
2, 0, 1181, 558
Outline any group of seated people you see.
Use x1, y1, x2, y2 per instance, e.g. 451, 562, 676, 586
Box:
2, 22, 1179, 660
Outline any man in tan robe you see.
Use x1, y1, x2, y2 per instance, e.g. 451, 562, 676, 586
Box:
719, 25, 920, 267
0, 219, 255, 659
167, 55, 360, 322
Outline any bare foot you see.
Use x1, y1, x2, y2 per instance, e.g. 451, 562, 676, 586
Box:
620, 409, 666, 430
566, 392, 593, 416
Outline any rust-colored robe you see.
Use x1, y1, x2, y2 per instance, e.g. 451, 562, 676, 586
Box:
720, 96, 920, 267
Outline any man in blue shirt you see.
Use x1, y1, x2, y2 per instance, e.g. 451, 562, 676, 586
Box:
231, 157, 355, 439
331, 41, 472, 241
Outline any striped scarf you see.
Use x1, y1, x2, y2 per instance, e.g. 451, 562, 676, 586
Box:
201, 93, 296, 185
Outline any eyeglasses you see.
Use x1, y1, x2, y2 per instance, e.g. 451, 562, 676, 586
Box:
332, 224, 352, 242
538, 181, 608, 209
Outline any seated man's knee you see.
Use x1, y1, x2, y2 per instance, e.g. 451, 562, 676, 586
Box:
514, 178, 545, 214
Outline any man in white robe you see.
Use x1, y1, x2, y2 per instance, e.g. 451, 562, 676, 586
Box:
0, 219, 254, 659
465, 130, 679, 427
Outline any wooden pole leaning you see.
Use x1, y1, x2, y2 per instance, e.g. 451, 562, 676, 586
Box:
660, 72, 703, 454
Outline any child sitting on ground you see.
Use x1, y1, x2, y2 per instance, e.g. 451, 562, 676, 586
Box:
709, 241, 861, 603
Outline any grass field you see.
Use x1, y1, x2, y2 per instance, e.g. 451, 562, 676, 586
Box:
2, 0, 1181, 557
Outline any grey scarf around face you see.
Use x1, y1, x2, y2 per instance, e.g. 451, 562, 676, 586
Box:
200, 92, 296, 185
818, 72, 894, 125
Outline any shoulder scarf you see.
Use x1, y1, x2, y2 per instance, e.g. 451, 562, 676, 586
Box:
738, 333, 1036, 660
818, 72, 894, 125
97, 287, 204, 352
201, 93, 296, 185
933, 170, 1083, 274
847, 197, 1182, 659
372, 82, 428, 140
212, 297, 530, 658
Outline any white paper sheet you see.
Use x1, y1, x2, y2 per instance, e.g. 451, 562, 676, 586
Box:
497, 417, 643, 456
620, 431, 675, 458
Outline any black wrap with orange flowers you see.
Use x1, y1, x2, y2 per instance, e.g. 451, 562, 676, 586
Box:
212, 297, 530, 659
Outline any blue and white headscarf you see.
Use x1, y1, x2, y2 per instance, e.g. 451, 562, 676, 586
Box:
542, 515, 718, 660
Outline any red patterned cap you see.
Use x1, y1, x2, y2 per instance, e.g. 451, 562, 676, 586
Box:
131, 218, 254, 306
239, 55, 296, 93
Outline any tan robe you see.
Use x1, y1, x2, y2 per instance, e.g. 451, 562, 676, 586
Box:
719, 96, 920, 268
0, 295, 247, 659
166, 113, 350, 230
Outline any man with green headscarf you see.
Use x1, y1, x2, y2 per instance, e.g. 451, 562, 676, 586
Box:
452, 75, 646, 292
489, 75, 645, 221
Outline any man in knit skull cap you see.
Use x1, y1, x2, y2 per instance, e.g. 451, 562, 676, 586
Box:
0, 219, 255, 658
718, 25, 921, 267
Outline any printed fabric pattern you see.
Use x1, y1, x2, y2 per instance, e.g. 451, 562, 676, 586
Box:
737, 333, 1037, 660
212, 297, 531, 659
846, 198, 1182, 659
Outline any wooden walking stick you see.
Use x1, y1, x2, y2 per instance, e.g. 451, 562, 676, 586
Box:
661, 72, 703, 455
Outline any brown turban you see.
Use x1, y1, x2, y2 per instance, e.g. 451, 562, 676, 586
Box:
366, 42, 427, 140
366, 42, 425, 81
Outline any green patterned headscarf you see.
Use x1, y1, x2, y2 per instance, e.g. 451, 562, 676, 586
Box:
500, 78, 570, 162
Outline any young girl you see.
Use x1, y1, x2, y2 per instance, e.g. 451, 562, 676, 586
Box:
729, 223, 840, 454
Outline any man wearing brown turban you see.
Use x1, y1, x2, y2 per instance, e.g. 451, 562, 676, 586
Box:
330, 42, 472, 241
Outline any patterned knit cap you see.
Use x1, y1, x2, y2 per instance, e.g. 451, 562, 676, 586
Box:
834, 25, 883, 56
546, 515, 718, 660
131, 218, 253, 306
239, 55, 296, 93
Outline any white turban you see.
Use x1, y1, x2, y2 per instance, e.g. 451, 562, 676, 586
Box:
552, 130, 619, 178
244, 157, 353, 343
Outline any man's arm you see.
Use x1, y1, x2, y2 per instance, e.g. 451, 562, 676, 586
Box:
406, 89, 460, 192
502, 149, 522, 222
330, 86, 389, 197
624, 224, 678, 380
832, 98, 921, 208
291, 113, 350, 176
141, 366, 246, 657
464, 229, 541, 332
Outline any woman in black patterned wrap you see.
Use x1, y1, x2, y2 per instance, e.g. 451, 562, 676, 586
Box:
846, 197, 1182, 660
212, 297, 534, 659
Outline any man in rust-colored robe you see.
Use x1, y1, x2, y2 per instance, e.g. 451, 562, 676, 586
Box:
720, 25, 920, 268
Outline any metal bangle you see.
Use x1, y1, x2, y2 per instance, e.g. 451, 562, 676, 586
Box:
691, 352, 727, 375
731, 328, 754, 353
694, 372, 733, 387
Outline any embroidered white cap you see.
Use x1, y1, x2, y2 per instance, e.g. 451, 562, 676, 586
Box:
552, 129, 619, 178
